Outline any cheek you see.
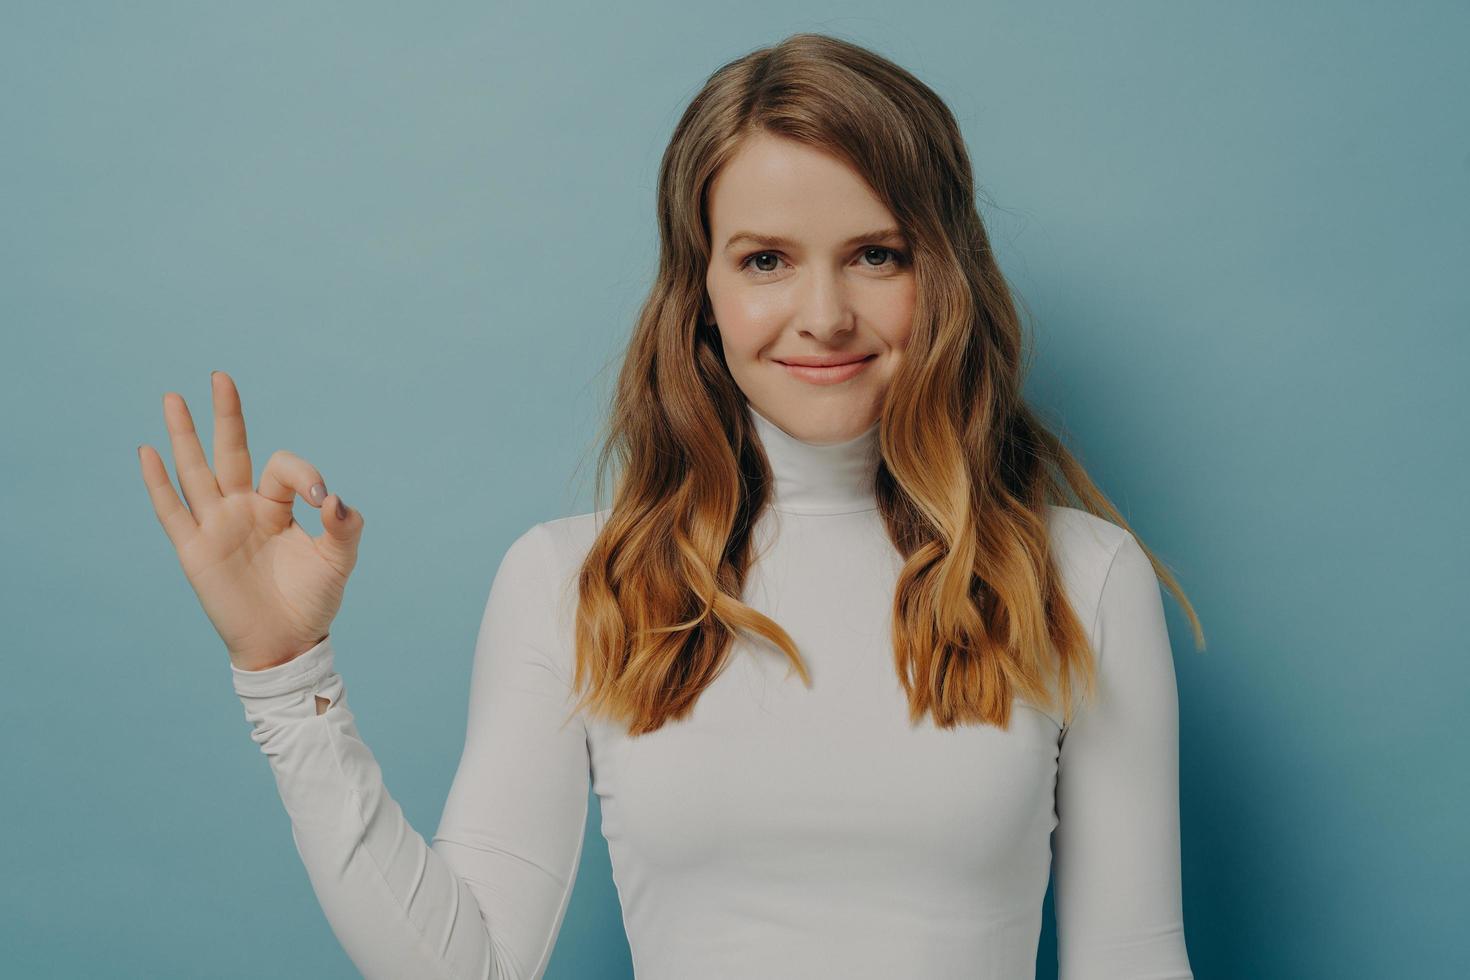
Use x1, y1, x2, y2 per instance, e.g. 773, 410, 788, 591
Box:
709, 316, 769, 375
879, 281, 917, 350
713, 312, 771, 363
709, 291, 783, 359
728, 291, 788, 330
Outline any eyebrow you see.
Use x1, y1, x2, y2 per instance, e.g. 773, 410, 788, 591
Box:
722, 227, 906, 253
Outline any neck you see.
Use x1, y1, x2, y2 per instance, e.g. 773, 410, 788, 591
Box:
746, 401, 881, 515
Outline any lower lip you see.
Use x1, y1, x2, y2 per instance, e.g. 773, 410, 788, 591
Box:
776, 355, 876, 385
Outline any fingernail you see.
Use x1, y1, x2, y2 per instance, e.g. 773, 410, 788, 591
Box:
335, 497, 347, 520
309, 482, 326, 505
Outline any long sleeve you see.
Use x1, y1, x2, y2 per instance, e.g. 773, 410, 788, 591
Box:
1052, 531, 1193, 979
231, 522, 590, 980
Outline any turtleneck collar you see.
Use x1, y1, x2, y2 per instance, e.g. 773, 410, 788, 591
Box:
746, 400, 881, 516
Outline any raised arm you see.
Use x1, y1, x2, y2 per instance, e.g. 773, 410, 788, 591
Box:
1051, 531, 1193, 979
233, 523, 590, 980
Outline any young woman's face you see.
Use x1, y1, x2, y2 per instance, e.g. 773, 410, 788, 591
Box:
704, 132, 917, 444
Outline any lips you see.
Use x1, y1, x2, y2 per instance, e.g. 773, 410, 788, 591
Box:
775, 353, 877, 385
775, 354, 876, 367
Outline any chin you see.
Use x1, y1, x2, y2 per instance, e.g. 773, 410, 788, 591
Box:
777, 401, 879, 443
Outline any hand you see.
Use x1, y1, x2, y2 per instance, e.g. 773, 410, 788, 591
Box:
138, 371, 365, 672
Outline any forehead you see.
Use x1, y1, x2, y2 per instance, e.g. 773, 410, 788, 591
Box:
707, 133, 897, 244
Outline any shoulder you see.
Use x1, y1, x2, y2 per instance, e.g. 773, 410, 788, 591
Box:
1043, 504, 1141, 637
498, 509, 609, 571
496, 509, 611, 649
535, 508, 612, 575
1044, 504, 1133, 570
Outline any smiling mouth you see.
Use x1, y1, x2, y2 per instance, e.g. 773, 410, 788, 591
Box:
775, 354, 876, 367
775, 354, 877, 384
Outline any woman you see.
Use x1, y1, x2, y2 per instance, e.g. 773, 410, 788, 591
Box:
139, 32, 1201, 980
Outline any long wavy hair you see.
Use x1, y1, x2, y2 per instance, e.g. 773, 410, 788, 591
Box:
566, 32, 1204, 738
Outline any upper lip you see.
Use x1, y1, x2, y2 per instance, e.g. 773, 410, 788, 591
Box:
775, 353, 876, 367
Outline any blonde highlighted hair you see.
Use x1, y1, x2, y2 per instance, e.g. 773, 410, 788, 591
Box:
566, 32, 1204, 737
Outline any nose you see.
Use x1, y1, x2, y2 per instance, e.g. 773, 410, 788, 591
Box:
796, 268, 856, 343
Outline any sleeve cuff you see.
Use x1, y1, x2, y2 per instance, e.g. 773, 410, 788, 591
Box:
231, 635, 336, 699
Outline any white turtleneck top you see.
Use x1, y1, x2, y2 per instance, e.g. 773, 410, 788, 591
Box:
233, 402, 1193, 979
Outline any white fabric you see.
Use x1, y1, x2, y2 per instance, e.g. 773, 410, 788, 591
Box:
233, 400, 1193, 979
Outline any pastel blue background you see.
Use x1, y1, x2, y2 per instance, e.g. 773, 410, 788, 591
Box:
3, 2, 1465, 977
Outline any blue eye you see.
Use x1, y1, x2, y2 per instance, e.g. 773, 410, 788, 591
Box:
861, 246, 907, 268
739, 246, 908, 278
743, 251, 783, 275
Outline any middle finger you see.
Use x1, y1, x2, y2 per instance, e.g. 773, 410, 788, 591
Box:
211, 371, 254, 495
162, 390, 223, 517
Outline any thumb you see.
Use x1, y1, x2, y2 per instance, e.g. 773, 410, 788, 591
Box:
316, 492, 363, 569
